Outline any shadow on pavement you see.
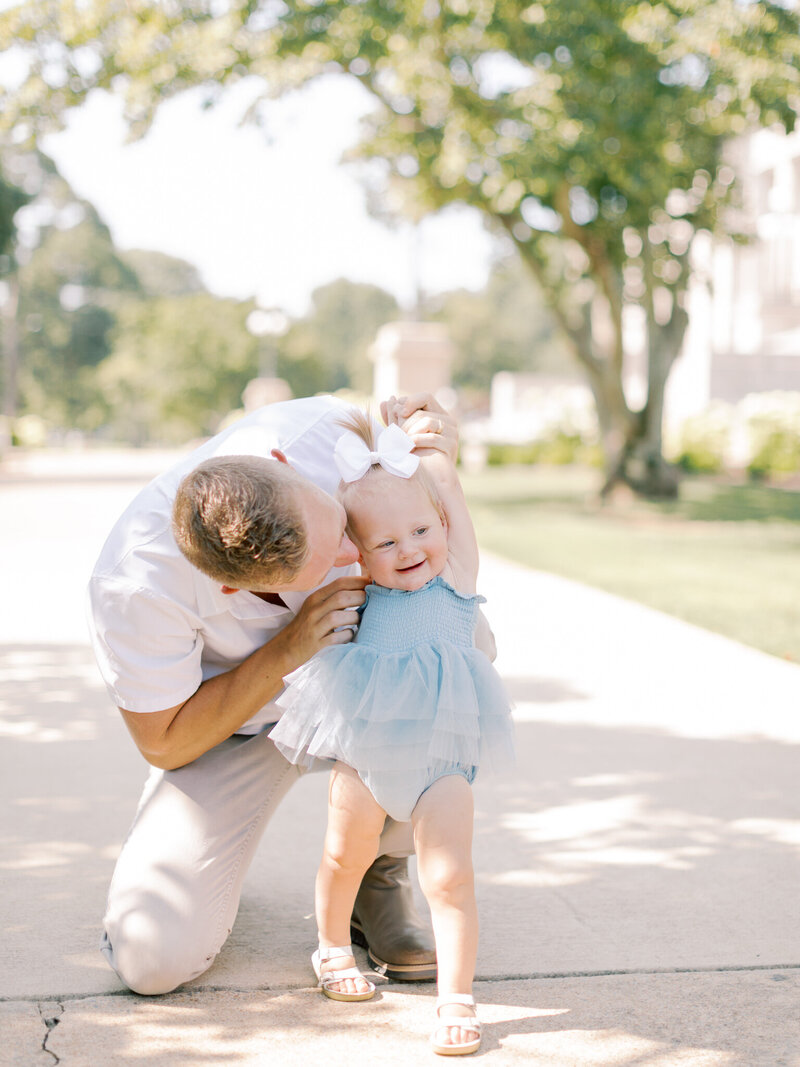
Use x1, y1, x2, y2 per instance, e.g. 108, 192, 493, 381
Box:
3, 642, 799, 1066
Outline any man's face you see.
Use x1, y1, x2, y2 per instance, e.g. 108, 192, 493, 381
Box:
263, 482, 359, 593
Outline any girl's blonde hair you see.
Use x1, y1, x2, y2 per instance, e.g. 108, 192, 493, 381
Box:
336, 409, 445, 542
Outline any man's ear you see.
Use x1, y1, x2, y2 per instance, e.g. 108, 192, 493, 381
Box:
271, 449, 289, 465
220, 585, 239, 595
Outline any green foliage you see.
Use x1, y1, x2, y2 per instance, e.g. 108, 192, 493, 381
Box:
486, 441, 541, 466
0, 167, 29, 260
277, 278, 399, 396
3, 0, 797, 491
5, 150, 141, 429
428, 256, 572, 389
748, 432, 800, 481
0, 144, 262, 440
98, 293, 259, 444
485, 432, 601, 468
462, 464, 800, 661
746, 394, 800, 480
673, 404, 731, 474
119, 249, 205, 297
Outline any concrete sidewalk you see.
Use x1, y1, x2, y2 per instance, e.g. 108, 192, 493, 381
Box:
1, 454, 799, 1065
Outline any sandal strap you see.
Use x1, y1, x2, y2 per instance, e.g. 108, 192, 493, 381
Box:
436, 993, 476, 1010
320, 966, 371, 985
317, 944, 355, 964
435, 1016, 481, 1032
435, 992, 480, 1034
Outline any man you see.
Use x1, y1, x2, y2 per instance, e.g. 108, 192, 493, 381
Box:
88, 393, 457, 995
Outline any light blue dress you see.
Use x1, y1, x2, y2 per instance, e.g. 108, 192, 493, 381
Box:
269, 576, 515, 821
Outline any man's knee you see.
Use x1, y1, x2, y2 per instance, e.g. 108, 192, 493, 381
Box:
102, 910, 222, 995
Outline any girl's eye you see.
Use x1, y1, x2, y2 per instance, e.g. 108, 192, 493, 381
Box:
414, 527, 428, 536
377, 540, 394, 549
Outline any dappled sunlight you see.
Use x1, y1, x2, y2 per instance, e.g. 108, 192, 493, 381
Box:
1, 642, 147, 998
0, 716, 97, 741
502, 796, 718, 871
40, 974, 795, 1065
470, 718, 800, 980
489, 867, 586, 888
0, 838, 92, 871
0, 645, 110, 744
729, 818, 800, 849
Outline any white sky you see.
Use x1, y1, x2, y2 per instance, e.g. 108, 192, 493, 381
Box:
40, 75, 498, 316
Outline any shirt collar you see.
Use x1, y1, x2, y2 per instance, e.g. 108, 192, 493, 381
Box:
194, 572, 291, 620
193, 562, 360, 619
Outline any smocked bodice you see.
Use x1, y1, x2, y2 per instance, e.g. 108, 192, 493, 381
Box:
353, 576, 483, 653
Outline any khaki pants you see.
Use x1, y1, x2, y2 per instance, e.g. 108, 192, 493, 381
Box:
101, 728, 411, 994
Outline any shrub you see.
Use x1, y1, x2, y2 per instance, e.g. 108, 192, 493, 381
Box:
743, 392, 800, 480
672, 403, 732, 473
486, 441, 542, 465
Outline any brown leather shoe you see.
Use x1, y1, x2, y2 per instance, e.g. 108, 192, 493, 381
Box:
351, 855, 437, 982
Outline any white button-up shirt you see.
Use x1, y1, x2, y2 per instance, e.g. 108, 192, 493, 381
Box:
87, 396, 359, 733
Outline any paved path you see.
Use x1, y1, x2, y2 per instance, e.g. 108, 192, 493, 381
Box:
1, 450, 798, 1065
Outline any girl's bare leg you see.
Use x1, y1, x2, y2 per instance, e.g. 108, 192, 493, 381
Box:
413, 774, 479, 1048
316, 762, 387, 996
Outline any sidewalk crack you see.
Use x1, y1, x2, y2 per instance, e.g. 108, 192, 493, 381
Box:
37, 1001, 64, 1064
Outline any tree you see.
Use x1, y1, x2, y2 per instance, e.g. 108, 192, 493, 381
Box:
0, 146, 139, 431
14, 189, 141, 429
2, 0, 798, 492
0, 145, 260, 441
119, 249, 206, 298
278, 278, 399, 396
0, 165, 30, 429
0, 167, 28, 260
96, 293, 259, 444
429, 255, 571, 394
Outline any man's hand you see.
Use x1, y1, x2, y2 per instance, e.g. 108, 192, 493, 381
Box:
271, 575, 368, 674
120, 575, 368, 771
380, 393, 458, 464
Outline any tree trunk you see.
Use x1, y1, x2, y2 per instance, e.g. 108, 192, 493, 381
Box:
1, 274, 19, 451
510, 227, 684, 499
608, 295, 691, 500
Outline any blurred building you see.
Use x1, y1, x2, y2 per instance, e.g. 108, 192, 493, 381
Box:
369, 322, 455, 403
666, 126, 800, 424
483, 372, 595, 443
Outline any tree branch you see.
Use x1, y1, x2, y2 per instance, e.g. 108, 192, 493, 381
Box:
552, 181, 625, 372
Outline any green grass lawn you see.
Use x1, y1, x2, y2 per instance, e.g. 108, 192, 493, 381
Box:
462, 465, 800, 663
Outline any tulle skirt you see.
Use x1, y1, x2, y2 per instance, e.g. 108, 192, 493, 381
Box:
270, 640, 515, 821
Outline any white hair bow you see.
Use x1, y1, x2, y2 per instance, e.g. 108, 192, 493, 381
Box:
334, 423, 420, 483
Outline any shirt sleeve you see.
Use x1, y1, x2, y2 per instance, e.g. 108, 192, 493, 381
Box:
87, 575, 205, 714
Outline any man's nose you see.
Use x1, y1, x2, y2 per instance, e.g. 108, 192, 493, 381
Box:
334, 535, 359, 567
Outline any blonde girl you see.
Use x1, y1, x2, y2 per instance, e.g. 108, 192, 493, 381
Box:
270, 406, 514, 1055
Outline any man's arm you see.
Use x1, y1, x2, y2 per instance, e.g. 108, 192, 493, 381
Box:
120, 575, 367, 770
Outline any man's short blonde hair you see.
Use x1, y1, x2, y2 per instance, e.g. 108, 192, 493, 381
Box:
172, 455, 308, 588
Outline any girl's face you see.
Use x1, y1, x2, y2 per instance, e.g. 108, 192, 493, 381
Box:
348, 475, 448, 591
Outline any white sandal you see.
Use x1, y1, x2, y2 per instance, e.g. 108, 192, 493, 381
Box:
431, 993, 481, 1056
311, 944, 376, 1002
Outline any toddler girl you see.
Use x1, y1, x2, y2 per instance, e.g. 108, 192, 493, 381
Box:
269, 407, 514, 1055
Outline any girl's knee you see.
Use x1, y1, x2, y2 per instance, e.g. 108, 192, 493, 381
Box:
321, 829, 381, 878
418, 855, 475, 906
